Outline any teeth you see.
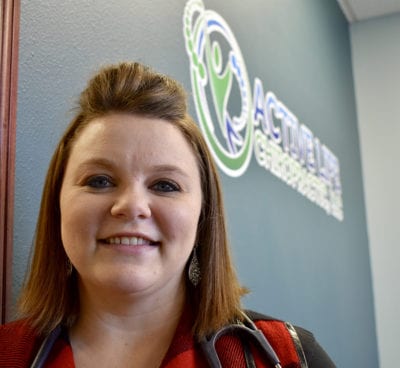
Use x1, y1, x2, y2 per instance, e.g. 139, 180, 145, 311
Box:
107, 237, 152, 246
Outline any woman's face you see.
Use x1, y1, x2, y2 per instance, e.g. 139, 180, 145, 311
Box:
59, 113, 202, 300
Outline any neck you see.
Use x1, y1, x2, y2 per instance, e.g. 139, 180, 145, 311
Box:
69, 282, 186, 368
73, 278, 186, 333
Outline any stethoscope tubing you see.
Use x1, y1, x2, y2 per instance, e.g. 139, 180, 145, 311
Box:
29, 325, 62, 368
200, 312, 282, 368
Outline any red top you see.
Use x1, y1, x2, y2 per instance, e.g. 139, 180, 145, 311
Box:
0, 312, 302, 367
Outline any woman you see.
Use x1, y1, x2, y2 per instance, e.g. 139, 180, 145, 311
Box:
0, 62, 335, 367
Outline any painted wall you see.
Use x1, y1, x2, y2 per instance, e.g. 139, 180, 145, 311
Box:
13, 1, 378, 366
351, 13, 400, 368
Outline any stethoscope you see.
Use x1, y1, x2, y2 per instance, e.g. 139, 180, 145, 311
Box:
30, 312, 282, 368
199, 311, 282, 368
30, 324, 62, 368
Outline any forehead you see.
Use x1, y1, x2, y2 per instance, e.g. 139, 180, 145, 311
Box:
68, 113, 200, 172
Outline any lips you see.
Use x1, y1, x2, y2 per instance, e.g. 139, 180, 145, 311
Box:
104, 236, 159, 246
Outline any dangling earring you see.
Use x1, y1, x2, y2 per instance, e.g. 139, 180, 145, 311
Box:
188, 246, 201, 287
66, 258, 73, 277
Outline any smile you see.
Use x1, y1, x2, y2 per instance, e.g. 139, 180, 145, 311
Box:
104, 236, 159, 246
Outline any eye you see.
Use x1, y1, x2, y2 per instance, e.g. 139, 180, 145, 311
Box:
151, 180, 180, 193
85, 175, 114, 189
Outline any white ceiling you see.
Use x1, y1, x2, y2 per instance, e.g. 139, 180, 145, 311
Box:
337, 0, 400, 22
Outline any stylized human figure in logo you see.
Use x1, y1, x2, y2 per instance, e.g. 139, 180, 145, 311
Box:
183, 0, 253, 177
205, 40, 242, 154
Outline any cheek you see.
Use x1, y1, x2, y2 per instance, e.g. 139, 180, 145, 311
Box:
162, 201, 201, 244
60, 199, 99, 249
60, 205, 84, 252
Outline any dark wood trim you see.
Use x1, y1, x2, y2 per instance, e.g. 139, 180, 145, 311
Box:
1, 0, 20, 323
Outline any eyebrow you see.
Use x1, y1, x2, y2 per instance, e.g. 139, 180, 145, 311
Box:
77, 158, 115, 170
146, 164, 192, 178
77, 158, 191, 178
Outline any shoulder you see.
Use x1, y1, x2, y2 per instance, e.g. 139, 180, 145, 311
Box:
1, 318, 35, 334
246, 310, 336, 368
0, 320, 41, 367
291, 325, 336, 368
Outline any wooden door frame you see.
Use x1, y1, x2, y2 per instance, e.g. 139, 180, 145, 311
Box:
1, 0, 20, 323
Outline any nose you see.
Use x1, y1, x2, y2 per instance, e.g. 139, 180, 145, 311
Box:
110, 184, 151, 220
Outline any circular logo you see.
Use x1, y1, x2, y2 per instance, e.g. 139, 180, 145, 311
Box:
184, 0, 253, 177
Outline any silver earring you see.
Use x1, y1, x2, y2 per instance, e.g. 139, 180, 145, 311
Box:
188, 246, 201, 286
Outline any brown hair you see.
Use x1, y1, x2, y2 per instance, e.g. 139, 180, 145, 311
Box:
18, 61, 246, 337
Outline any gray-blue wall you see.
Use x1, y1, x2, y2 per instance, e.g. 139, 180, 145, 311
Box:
351, 13, 400, 367
14, 1, 378, 366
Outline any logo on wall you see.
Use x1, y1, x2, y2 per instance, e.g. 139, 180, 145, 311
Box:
183, 0, 343, 221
